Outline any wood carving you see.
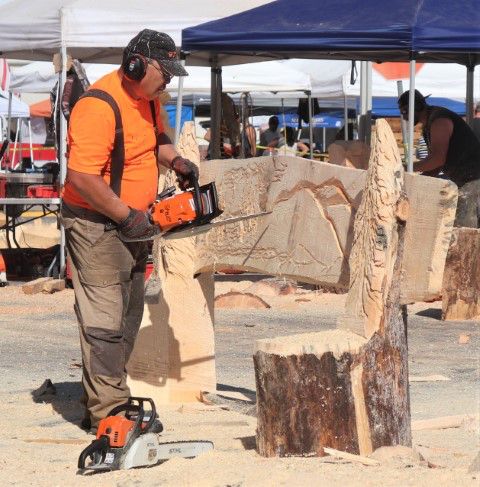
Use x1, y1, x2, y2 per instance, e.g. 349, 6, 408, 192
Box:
196, 155, 457, 304
127, 121, 216, 403
255, 120, 412, 457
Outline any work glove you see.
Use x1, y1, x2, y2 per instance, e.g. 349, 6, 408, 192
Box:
116, 208, 160, 242
171, 156, 199, 190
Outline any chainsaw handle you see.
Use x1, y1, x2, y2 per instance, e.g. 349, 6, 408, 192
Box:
129, 397, 157, 433
191, 175, 203, 220
77, 435, 109, 470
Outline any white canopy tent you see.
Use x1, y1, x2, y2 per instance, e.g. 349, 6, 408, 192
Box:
0, 0, 274, 275
346, 62, 480, 100
0, 0, 273, 62
10, 59, 354, 98
0, 94, 29, 118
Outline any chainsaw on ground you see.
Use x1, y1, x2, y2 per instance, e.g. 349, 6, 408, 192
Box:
149, 177, 270, 240
77, 397, 213, 473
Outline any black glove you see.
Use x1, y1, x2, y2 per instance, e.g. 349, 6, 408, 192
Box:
171, 156, 199, 189
116, 208, 160, 242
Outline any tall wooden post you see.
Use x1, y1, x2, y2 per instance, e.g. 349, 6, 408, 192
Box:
255, 120, 412, 457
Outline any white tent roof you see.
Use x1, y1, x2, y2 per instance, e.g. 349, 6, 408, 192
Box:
346, 62, 480, 101
0, 94, 29, 117
10, 60, 353, 99
0, 0, 272, 62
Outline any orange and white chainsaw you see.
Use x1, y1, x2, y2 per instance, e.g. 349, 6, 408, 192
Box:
78, 397, 213, 473
150, 177, 269, 240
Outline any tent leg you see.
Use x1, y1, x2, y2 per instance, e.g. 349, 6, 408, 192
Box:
59, 10, 67, 277
343, 93, 348, 141
466, 65, 474, 127
174, 56, 186, 145
407, 60, 416, 173
210, 58, 222, 160
307, 90, 313, 159
281, 97, 286, 154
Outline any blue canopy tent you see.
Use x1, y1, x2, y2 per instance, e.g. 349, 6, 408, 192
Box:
368, 97, 466, 118
182, 0, 480, 164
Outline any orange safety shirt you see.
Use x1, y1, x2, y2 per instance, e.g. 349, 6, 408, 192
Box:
63, 70, 163, 212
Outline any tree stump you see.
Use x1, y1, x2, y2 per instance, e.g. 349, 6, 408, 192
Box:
255, 119, 412, 457
442, 227, 480, 320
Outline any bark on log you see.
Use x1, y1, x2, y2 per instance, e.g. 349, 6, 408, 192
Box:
442, 227, 480, 321
255, 120, 412, 457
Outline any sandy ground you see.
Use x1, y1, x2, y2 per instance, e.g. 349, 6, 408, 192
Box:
0, 276, 479, 487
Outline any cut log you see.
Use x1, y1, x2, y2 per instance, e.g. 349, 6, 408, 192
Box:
42, 279, 66, 294
412, 414, 479, 431
255, 120, 411, 457
22, 277, 53, 295
322, 447, 380, 466
196, 155, 457, 304
442, 227, 480, 321
127, 121, 216, 403
214, 292, 271, 309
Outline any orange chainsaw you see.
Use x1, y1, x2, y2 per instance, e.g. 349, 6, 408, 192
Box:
150, 177, 269, 240
78, 397, 213, 472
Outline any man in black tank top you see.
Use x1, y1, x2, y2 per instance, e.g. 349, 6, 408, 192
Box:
398, 90, 480, 227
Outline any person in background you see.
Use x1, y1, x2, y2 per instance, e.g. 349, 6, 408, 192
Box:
472, 101, 480, 143
61, 29, 197, 433
259, 115, 284, 155
281, 126, 309, 157
398, 89, 480, 227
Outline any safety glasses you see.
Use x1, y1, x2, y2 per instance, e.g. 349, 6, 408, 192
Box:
148, 60, 172, 84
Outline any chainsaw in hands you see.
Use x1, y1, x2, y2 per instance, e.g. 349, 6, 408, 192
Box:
78, 397, 213, 473
148, 177, 270, 240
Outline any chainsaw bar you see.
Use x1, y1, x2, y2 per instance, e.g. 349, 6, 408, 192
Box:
162, 211, 272, 240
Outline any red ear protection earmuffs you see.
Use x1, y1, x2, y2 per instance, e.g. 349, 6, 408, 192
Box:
123, 54, 149, 81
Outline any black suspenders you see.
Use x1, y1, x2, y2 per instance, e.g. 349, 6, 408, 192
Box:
79, 90, 158, 197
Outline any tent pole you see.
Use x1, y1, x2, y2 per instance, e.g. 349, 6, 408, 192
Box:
343, 93, 348, 141
28, 119, 34, 164
210, 57, 222, 160
407, 60, 416, 173
358, 61, 367, 142
397, 81, 409, 164
365, 61, 372, 145
59, 7, 67, 278
174, 54, 186, 145
4, 91, 13, 172
466, 64, 474, 127
281, 97, 286, 154
307, 90, 313, 159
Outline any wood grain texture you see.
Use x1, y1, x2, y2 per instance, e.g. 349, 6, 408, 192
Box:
442, 227, 480, 321
128, 122, 216, 403
254, 120, 411, 458
196, 152, 456, 303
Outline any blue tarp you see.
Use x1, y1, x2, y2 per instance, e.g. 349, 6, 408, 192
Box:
164, 105, 193, 129
368, 97, 466, 118
183, 0, 480, 65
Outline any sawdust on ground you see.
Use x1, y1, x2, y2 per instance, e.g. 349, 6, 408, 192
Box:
0, 280, 478, 487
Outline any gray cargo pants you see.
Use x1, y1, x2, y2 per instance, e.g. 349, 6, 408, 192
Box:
61, 204, 148, 429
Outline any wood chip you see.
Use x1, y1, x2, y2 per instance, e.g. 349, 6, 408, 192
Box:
322, 447, 380, 466
409, 375, 450, 382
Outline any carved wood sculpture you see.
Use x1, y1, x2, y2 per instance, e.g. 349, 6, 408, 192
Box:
442, 227, 480, 320
197, 150, 457, 304
127, 114, 456, 405
127, 121, 216, 403
254, 119, 412, 457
